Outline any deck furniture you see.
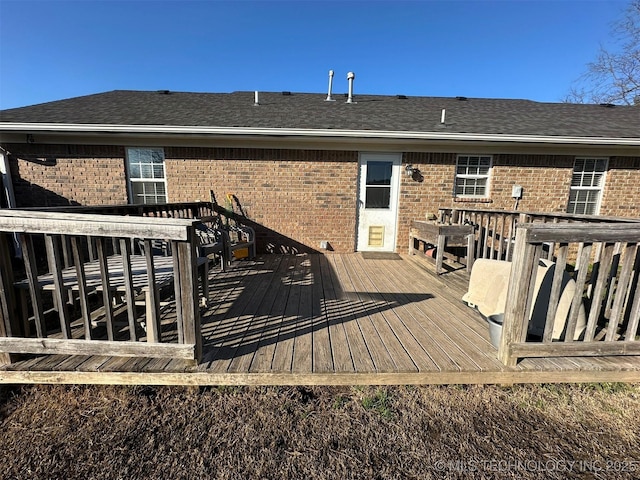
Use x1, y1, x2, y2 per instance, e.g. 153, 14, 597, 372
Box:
198, 216, 256, 269
196, 223, 227, 271
409, 220, 475, 274
225, 225, 256, 264
14, 254, 209, 342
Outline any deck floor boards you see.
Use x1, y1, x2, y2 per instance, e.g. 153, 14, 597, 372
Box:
346, 254, 438, 372
339, 254, 405, 373
2, 253, 639, 385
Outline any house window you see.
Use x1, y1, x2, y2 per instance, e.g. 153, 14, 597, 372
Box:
454, 155, 492, 198
126, 148, 167, 204
567, 157, 608, 215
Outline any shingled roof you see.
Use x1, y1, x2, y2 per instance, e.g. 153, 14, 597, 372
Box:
1, 89, 639, 139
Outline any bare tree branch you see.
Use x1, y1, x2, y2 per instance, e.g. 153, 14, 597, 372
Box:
565, 0, 640, 105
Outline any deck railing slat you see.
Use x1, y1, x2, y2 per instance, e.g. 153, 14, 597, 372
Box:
565, 243, 592, 343
20, 234, 46, 338
543, 243, 568, 343
45, 234, 72, 340
70, 236, 92, 340
119, 238, 138, 342
605, 243, 623, 320
624, 249, 640, 341
96, 237, 115, 341
143, 239, 162, 343
584, 243, 615, 341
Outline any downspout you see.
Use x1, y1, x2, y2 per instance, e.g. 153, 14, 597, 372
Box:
0, 150, 17, 209
0, 148, 22, 257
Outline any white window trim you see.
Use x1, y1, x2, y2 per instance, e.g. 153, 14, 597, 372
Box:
454, 154, 492, 199
125, 147, 168, 205
567, 157, 608, 215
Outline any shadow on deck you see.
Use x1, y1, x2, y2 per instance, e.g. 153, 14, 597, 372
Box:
2, 253, 640, 385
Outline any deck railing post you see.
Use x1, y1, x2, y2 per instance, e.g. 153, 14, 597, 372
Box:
498, 225, 540, 366
451, 209, 460, 224
0, 233, 19, 365
176, 227, 202, 362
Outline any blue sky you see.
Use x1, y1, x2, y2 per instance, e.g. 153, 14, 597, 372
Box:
0, 0, 628, 110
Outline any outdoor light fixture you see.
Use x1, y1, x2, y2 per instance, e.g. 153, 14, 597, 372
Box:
405, 164, 424, 182
405, 164, 414, 176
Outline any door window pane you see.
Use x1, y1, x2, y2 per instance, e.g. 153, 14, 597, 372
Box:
365, 161, 393, 208
366, 162, 392, 185
365, 187, 391, 208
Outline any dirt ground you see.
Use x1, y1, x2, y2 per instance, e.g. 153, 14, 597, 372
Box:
1, 383, 639, 479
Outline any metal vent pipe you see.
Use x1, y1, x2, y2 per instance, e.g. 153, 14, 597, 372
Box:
325, 70, 335, 101
346, 72, 355, 104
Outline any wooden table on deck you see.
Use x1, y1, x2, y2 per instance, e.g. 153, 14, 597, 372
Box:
409, 221, 475, 274
14, 255, 208, 341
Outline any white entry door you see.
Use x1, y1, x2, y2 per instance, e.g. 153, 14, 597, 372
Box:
356, 153, 402, 252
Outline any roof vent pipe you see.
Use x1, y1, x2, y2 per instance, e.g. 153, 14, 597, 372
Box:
440, 108, 446, 124
254, 91, 259, 106
346, 71, 355, 104
325, 70, 335, 101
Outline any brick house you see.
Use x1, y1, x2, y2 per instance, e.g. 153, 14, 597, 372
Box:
0, 90, 639, 254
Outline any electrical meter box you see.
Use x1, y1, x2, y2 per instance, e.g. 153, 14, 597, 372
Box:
511, 185, 523, 199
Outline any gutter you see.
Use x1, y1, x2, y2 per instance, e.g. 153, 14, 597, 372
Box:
1, 122, 640, 146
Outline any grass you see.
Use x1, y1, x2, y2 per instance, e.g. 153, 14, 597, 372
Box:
360, 388, 393, 419
1, 383, 639, 479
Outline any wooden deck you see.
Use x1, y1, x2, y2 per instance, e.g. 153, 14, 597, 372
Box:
2, 253, 639, 385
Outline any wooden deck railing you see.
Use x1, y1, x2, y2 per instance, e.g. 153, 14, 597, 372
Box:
439, 208, 640, 263
498, 223, 640, 366
29, 201, 216, 220
0, 210, 203, 365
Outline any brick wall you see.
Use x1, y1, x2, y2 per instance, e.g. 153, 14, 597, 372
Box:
3, 143, 638, 254
397, 153, 640, 252
600, 156, 640, 217
164, 148, 359, 253
6, 144, 127, 207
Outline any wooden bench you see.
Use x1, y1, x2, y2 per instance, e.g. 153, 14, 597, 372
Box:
409, 220, 475, 274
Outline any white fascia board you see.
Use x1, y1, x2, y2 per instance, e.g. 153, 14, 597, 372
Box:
2, 122, 640, 146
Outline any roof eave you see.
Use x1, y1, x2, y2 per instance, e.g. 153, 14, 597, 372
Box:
1, 122, 640, 147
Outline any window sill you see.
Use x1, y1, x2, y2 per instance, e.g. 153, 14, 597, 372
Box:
453, 197, 493, 204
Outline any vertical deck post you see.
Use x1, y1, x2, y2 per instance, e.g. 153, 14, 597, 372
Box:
176, 228, 202, 361
498, 226, 540, 366
0, 233, 18, 365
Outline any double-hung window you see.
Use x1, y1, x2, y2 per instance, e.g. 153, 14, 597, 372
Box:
567, 157, 607, 215
126, 147, 167, 204
454, 155, 492, 198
